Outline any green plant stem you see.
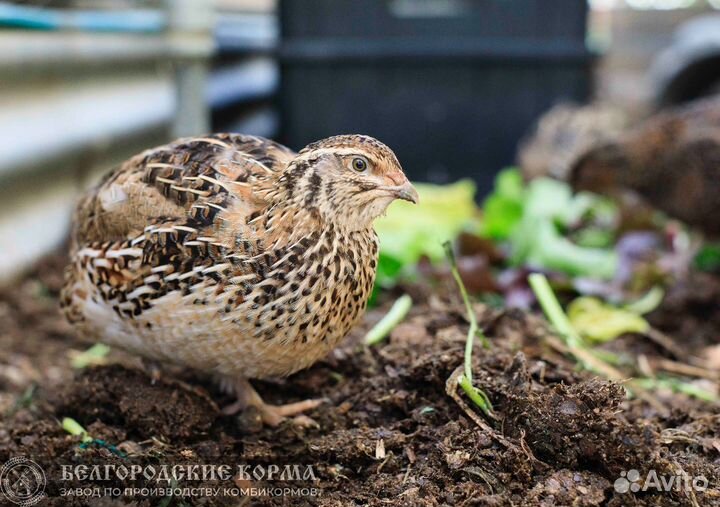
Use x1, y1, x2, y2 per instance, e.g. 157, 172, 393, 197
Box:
364, 294, 413, 346
443, 241, 493, 416
528, 273, 583, 348
444, 244, 489, 377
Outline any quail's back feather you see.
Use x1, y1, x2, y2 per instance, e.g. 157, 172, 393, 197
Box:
73, 133, 294, 246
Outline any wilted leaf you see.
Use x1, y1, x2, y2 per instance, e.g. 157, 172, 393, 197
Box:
567, 297, 649, 343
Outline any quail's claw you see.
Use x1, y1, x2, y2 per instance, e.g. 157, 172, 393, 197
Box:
290, 415, 320, 429
140, 358, 163, 385
258, 399, 325, 427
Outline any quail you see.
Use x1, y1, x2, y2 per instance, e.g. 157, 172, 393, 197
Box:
519, 102, 628, 182
61, 133, 418, 425
571, 96, 720, 234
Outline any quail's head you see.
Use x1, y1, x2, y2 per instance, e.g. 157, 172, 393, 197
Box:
279, 135, 418, 230
571, 142, 630, 193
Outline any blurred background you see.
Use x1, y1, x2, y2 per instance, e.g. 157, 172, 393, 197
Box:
2, 0, 720, 281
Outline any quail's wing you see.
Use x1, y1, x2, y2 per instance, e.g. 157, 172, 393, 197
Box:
62, 134, 295, 323
73, 134, 295, 247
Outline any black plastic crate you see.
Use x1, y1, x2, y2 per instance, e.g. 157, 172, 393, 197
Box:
281, 0, 587, 41
279, 0, 592, 195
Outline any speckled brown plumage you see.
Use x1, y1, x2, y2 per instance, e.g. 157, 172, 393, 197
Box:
61, 133, 417, 425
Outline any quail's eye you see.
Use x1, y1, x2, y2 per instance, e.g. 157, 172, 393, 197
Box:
351, 157, 368, 172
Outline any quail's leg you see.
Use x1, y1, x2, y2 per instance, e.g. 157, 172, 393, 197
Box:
140, 358, 163, 385
221, 377, 324, 427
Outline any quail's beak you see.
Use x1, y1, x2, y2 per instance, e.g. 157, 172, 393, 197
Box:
387, 180, 419, 204
396, 182, 419, 204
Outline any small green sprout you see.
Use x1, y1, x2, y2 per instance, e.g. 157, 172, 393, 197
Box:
364, 294, 413, 346
444, 241, 494, 416
62, 417, 93, 443
62, 417, 126, 456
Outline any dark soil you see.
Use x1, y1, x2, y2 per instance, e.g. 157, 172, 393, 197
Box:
0, 254, 718, 506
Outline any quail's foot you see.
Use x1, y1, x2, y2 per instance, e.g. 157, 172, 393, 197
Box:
222, 377, 324, 427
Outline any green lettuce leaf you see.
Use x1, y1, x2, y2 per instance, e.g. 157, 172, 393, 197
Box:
481, 169, 618, 279
479, 169, 524, 240
374, 180, 478, 288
